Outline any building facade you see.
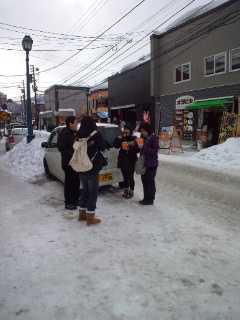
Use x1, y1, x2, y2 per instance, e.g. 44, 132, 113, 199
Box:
88, 83, 109, 122
150, 0, 240, 145
42, 85, 89, 127
108, 61, 155, 130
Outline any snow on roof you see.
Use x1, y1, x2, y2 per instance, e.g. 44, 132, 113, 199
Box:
121, 57, 149, 72
152, 0, 230, 35
152, 28, 168, 36
59, 108, 75, 112
90, 82, 108, 93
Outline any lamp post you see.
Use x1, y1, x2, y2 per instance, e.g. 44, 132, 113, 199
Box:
22, 35, 35, 143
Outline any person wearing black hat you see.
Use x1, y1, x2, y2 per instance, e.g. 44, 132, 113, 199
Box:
113, 124, 138, 199
136, 122, 159, 205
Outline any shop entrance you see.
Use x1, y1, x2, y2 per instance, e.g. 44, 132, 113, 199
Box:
185, 99, 235, 147
110, 107, 136, 127
200, 108, 223, 146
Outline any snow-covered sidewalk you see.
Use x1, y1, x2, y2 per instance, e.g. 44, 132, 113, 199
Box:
0, 135, 240, 320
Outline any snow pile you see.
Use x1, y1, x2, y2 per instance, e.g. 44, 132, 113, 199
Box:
192, 137, 240, 169
2, 130, 50, 179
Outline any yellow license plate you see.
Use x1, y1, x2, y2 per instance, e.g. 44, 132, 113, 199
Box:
99, 173, 113, 182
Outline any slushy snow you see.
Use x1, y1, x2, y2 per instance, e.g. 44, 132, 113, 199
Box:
1, 132, 240, 320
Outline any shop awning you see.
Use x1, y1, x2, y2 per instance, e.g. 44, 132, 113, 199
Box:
186, 98, 232, 109
110, 104, 135, 110
39, 111, 53, 119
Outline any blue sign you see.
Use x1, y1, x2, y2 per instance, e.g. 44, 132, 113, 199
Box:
1, 104, 7, 110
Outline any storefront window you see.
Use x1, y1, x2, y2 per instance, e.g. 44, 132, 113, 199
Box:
205, 52, 226, 76
230, 48, 240, 71
174, 63, 190, 83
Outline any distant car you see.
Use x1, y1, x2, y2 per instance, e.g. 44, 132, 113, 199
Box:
41, 123, 123, 187
9, 123, 27, 129
5, 127, 28, 151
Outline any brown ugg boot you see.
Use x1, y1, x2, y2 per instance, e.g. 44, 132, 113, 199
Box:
122, 188, 129, 198
125, 190, 134, 199
86, 213, 101, 226
78, 209, 87, 221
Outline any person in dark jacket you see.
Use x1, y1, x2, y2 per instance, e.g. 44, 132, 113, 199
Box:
75, 116, 107, 226
136, 122, 159, 205
113, 124, 137, 199
57, 116, 80, 210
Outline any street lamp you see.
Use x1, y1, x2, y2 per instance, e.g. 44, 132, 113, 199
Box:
22, 35, 35, 143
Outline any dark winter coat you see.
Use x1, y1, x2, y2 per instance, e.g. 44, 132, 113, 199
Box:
113, 135, 137, 170
139, 133, 159, 168
57, 127, 77, 169
77, 130, 107, 175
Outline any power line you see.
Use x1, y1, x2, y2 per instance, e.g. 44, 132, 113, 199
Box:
106, 3, 240, 93
38, 0, 145, 74
57, 0, 184, 85
73, 0, 237, 86
36, 0, 110, 69
70, 0, 197, 85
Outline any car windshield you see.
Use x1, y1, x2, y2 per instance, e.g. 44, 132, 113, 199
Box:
12, 128, 28, 135
97, 127, 121, 147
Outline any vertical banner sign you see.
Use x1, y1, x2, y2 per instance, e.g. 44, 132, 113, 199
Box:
143, 111, 150, 123
175, 109, 184, 130
219, 112, 237, 144
183, 110, 194, 140
175, 96, 194, 140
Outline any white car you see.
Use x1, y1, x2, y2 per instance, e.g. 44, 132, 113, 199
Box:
41, 123, 123, 186
5, 127, 28, 151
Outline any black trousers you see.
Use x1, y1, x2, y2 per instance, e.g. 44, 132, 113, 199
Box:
141, 167, 157, 201
63, 166, 80, 205
121, 169, 135, 191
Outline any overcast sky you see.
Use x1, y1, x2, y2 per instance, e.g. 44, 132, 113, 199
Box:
0, 0, 222, 101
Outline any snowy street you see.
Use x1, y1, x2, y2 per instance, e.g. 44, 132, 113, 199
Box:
0, 137, 240, 320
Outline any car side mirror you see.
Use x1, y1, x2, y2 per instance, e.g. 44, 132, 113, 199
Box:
41, 142, 48, 148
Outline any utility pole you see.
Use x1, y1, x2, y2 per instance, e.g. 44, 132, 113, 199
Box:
22, 80, 26, 122
30, 65, 39, 129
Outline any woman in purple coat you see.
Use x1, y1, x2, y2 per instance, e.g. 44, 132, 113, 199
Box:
137, 122, 159, 205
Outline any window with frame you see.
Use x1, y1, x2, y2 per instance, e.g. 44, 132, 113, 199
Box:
48, 130, 59, 148
204, 52, 226, 76
230, 48, 240, 72
174, 62, 191, 83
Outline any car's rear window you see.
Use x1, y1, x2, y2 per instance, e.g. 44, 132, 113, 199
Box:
98, 127, 121, 147
12, 128, 28, 135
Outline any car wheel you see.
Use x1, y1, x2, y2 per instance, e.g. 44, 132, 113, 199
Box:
43, 158, 53, 179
